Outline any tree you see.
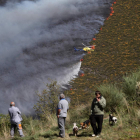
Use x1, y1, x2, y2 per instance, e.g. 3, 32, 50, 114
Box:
33, 81, 60, 120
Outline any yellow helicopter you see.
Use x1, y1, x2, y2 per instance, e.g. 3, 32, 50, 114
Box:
74, 43, 96, 52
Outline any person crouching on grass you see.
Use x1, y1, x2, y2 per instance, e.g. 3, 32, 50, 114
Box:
90, 91, 106, 137
57, 93, 69, 138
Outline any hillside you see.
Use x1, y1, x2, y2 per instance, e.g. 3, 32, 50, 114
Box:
0, 0, 140, 139
67, 0, 140, 106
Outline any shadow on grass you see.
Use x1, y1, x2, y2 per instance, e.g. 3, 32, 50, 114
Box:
69, 132, 91, 138
51, 126, 59, 131
12, 136, 37, 140
109, 123, 115, 126
40, 133, 59, 139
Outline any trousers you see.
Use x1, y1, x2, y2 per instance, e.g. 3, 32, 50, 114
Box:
90, 115, 103, 135
10, 122, 24, 137
58, 117, 66, 138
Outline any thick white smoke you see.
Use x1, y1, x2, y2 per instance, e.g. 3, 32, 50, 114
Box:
0, 0, 98, 63
0, 0, 113, 114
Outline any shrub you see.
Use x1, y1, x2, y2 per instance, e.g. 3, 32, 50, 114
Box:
69, 104, 91, 124
122, 69, 140, 101
97, 84, 125, 113
33, 81, 60, 120
122, 73, 137, 99
0, 114, 10, 136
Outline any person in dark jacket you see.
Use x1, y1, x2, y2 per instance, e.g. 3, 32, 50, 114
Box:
90, 91, 106, 137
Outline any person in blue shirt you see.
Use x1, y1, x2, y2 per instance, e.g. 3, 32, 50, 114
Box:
57, 94, 69, 138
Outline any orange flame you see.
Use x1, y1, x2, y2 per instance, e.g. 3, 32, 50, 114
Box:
80, 73, 84, 77
111, 10, 114, 13
91, 46, 95, 49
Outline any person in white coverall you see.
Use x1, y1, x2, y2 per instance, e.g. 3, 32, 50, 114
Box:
8, 102, 24, 137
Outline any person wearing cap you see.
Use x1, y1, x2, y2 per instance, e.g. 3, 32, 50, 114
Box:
90, 91, 106, 137
57, 93, 69, 138
8, 102, 24, 137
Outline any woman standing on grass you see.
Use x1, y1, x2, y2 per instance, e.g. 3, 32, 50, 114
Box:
90, 91, 106, 137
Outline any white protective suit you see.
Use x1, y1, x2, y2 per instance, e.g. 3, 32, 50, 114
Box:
8, 106, 24, 137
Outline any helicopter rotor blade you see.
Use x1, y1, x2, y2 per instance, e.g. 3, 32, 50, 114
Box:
82, 43, 87, 47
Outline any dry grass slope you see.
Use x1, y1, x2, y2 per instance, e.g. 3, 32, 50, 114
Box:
67, 0, 140, 106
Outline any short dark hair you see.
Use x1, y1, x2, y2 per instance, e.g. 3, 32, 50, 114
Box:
95, 91, 101, 95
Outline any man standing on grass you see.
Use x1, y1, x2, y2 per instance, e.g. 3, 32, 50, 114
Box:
57, 93, 69, 138
8, 102, 24, 138
90, 91, 106, 137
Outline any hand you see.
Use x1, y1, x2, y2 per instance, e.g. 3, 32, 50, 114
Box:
96, 97, 100, 102
57, 115, 59, 118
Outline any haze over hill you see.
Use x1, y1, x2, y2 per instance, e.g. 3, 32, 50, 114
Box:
0, 0, 114, 114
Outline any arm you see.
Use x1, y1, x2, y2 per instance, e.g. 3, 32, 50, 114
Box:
16, 107, 21, 114
57, 109, 61, 118
57, 102, 61, 118
91, 99, 94, 114
98, 98, 106, 108
67, 103, 69, 112
57, 109, 61, 115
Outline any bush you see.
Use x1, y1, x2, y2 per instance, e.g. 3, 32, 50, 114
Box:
122, 73, 137, 99
122, 69, 140, 101
0, 114, 10, 136
97, 84, 125, 113
33, 81, 60, 120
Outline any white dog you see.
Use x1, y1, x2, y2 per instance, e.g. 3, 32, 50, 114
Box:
73, 123, 79, 136
109, 114, 117, 125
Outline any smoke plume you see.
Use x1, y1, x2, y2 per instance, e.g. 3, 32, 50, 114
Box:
0, 0, 113, 114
